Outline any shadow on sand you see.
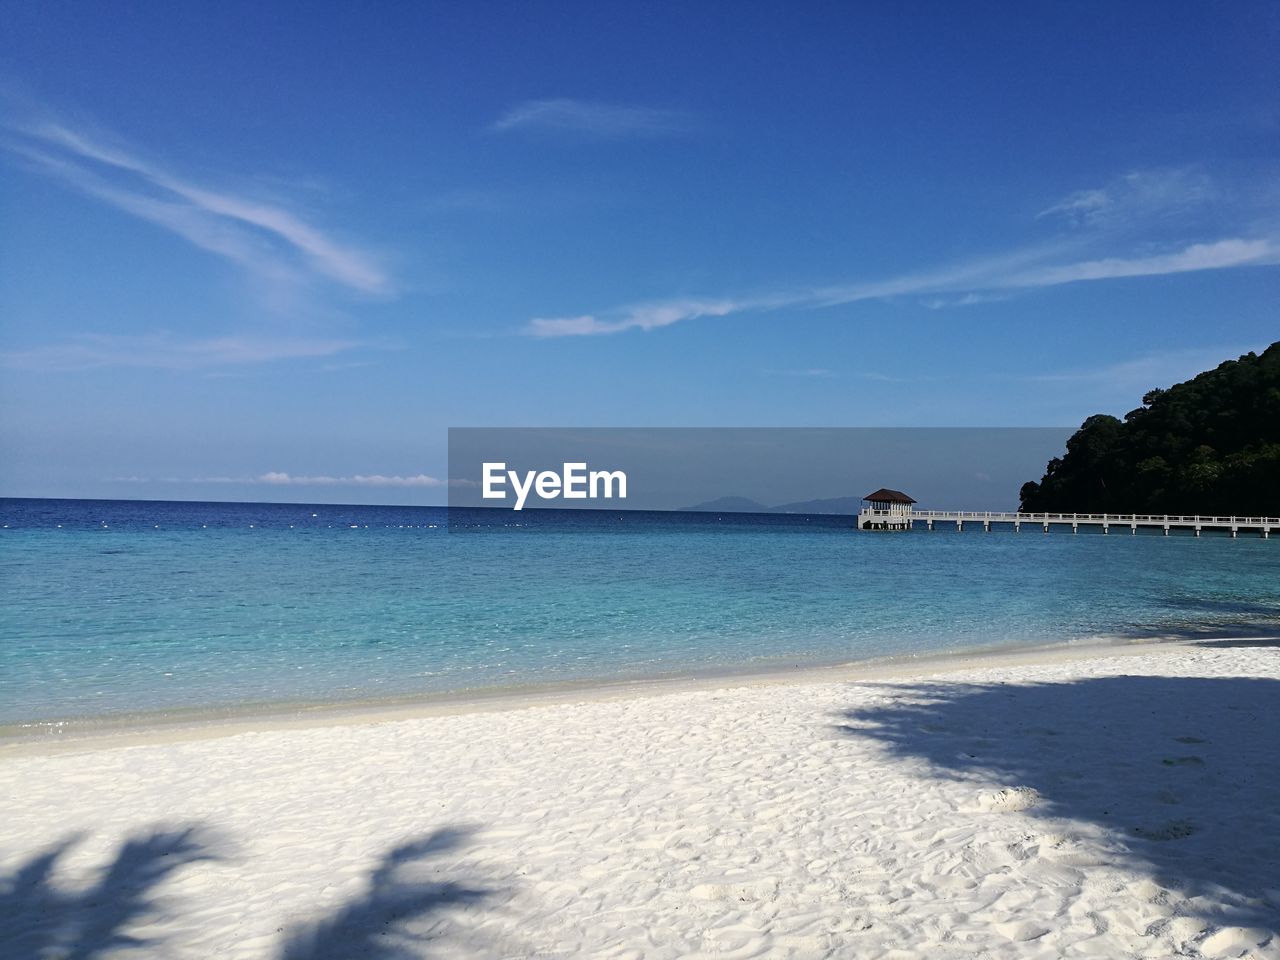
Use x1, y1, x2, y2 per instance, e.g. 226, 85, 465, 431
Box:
1, 824, 495, 959
0, 825, 221, 960
279, 825, 493, 960
838, 674, 1280, 930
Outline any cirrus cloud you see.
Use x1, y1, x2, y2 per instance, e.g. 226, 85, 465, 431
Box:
526, 236, 1280, 337
4, 117, 390, 296
490, 98, 694, 139
112, 472, 464, 488
256, 472, 447, 488
1037, 168, 1217, 228
0, 332, 369, 372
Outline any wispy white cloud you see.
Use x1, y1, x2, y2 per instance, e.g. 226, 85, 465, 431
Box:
1037, 168, 1216, 228
808, 244, 1067, 308
1028, 344, 1264, 395
112, 472, 457, 488
525, 163, 1276, 338
256, 472, 446, 488
1037, 188, 1111, 223
528, 298, 746, 337
526, 235, 1280, 337
0, 332, 365, 372
921, 292, 1013, 310
765, 367, 834, 377
854, 371, 939, 383
5, 119, 389, 295
525, 246, 1071, 336
1002, 238, 1278, 287
490, 98, 693, 138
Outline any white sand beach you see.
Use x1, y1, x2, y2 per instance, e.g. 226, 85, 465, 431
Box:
2, 640, 1278, 959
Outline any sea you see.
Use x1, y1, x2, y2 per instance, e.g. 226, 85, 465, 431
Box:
3, 497, 1279, 729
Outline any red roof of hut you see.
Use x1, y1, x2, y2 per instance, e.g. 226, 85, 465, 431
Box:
862, 488, 917, 504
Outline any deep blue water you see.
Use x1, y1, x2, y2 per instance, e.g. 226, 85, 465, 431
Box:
2, 497, 1279, 726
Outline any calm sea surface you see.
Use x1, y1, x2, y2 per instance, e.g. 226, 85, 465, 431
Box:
2, 497, 1279, 726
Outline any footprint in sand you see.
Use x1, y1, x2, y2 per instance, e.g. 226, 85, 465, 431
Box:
996, 920, 1050, 942
1198, 926, 1275, 959
973, 786, 1041, 813
1132, 819, 1196, 841
689, 876, 779, 903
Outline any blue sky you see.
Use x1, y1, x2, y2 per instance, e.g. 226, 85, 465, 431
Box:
1, 1, 1277, 503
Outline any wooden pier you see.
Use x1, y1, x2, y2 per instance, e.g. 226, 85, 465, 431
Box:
858, 508, 1277, 537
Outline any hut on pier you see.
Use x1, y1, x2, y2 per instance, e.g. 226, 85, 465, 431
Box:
858, 488, 917, 530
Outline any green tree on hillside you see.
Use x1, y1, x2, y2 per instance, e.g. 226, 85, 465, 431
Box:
1019, 342, 1280, 515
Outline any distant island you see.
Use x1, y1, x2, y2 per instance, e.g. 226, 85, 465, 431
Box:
1020, 342, 1280, 516
682, 495, 863, 515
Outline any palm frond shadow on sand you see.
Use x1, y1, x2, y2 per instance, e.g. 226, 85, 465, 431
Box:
1, 823, 494, 960
279, 825, 492, 960
837, 673, 1280, 930
0, 824, 220, 960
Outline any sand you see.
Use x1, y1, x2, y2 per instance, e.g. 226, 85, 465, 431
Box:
2, 640, 1278, 959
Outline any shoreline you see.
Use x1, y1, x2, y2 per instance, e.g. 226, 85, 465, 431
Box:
5, 629, 1273, 757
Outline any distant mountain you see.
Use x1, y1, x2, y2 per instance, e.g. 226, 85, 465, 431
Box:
770, 496, 862, 515
1020, 342, 1280, 515
680, 495, 859, 515
680, 496, 771, 513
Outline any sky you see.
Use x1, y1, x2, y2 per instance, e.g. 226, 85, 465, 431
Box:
1, 1, 1277, 504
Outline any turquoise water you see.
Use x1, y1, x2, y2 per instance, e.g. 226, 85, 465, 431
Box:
2, 498, 1279, 726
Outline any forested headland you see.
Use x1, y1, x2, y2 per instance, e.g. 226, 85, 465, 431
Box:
1020, 342, 1280, 516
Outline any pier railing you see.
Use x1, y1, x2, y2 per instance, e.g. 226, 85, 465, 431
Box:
904, 511, 1280, 525
857, 508, 1277, 536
